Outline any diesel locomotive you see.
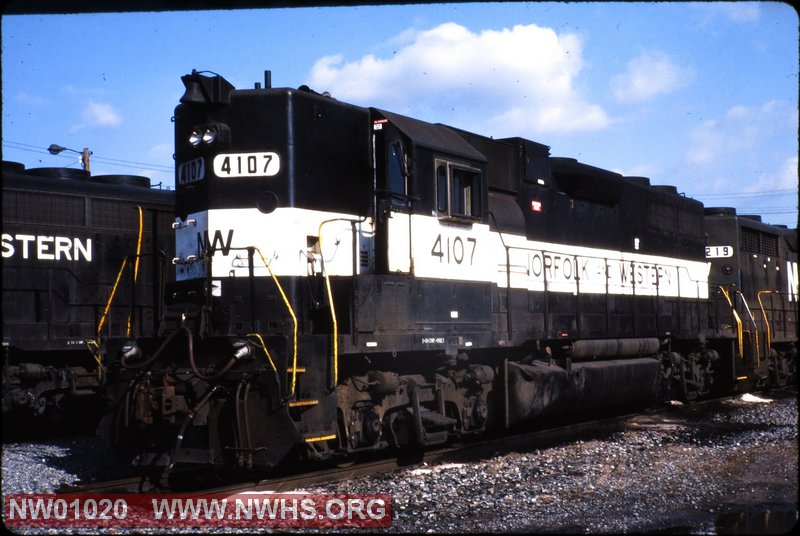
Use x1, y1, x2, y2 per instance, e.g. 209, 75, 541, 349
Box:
2, 162, 174, 429
98, 70, 798, 477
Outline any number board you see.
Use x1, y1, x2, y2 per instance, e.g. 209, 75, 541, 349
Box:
177, 157, 205, 185
213, 152, 281, 178
705, 245, 734, 258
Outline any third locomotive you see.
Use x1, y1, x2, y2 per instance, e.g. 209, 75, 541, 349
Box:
99, 70, 798, 477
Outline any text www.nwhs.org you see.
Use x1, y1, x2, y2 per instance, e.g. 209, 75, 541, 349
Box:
4, 493, 392, 528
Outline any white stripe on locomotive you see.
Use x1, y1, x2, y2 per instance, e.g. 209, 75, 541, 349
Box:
174, 208, 710, 300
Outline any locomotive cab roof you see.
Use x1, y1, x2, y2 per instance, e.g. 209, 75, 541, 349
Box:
372, 109, 487, 164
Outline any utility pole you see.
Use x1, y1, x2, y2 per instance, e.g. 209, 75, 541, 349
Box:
81, 148, 91, 173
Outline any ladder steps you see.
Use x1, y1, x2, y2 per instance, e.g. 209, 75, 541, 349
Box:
304, 433, 337, 443
288, 399, 319, 408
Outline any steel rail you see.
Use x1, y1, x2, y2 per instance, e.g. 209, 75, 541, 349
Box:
56, 387, 795, 496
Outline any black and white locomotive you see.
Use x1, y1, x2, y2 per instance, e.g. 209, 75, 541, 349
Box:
2, 162, 174, 428
99, 70, 798, 476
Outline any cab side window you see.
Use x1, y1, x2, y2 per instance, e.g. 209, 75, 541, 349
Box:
436, 159, 482, 221
387, 141, 406, 207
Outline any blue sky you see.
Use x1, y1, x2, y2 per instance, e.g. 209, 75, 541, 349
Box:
2, 2, 798, 227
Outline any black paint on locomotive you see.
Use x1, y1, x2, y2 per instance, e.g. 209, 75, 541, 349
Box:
98, 71, 797, 479
2, 161, 175, 429
704, 208, 798, 391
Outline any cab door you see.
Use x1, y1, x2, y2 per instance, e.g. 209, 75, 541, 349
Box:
372, 118, 413, 274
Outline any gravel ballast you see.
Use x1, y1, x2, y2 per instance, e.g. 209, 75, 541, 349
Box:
2, 390, 797, 533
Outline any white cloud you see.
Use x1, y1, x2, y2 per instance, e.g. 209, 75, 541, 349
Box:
16, 91, 49, 106
63, 84, 107, 96
686, 118, 727, 166
71, 100, 121, 131
148, 142, 172, 160
699, 3, 761, 24
683, 100, 797, 223
308, 22, 610, 136
748, 155, 799, 193
686, 100, 795, 167
83, 101, 121, 126
611, 51, 694, 103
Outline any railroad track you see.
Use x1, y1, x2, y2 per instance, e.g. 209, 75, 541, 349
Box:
55, 411, 648, 495
58, 387, 795, 496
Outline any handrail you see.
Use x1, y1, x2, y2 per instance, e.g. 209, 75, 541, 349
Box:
97, 258, 129, 337
126, 206, 144, 337
89, 256, 128, 382
84, 338, 104, 382
736, 290, 760, 366
246, 332, 278, 372
318, 220, 339, 387
253, 247, 299, 396
92, 206, 145, 381
133, 206, 144, 280
314, 216, 366, 387
757, 290, 774, 356
718, 285, 744, 359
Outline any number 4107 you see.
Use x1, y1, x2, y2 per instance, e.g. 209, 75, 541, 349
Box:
431, 234, 476, 265
219, 154, 273, 175
213, 152, 280, 177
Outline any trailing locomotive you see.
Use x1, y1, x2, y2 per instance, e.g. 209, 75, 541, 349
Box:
704, 207, 797, 392
99, 70, 797, 477
2, 162, 174, 429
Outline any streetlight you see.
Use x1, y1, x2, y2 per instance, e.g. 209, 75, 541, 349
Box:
47, 144, 92, 173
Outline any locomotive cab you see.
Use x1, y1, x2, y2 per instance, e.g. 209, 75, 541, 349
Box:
371, 110, 489, 275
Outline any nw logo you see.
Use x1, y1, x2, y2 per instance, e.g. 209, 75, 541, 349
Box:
197, 229, 234, 256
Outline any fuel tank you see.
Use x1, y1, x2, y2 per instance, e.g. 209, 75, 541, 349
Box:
506, 357, 661, 425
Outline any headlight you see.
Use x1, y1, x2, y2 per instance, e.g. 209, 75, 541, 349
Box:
188, 122, 228, 148
202, 128, 217, 144
189, 129, 203, 147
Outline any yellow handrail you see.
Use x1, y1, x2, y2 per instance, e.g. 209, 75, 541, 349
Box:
757, 290, 774, 355
93, 206, 144, 382
88, 257, 129, 382
318, 220, 339, 387
126, 206, 144, 337
84, 338, 104, 382
736, 291, 760, 365
246, 332, 278, 372
133, 206, 143, 280
718, 285, 744, 359
98, 258, 128, 337
254, 247, 299, 396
